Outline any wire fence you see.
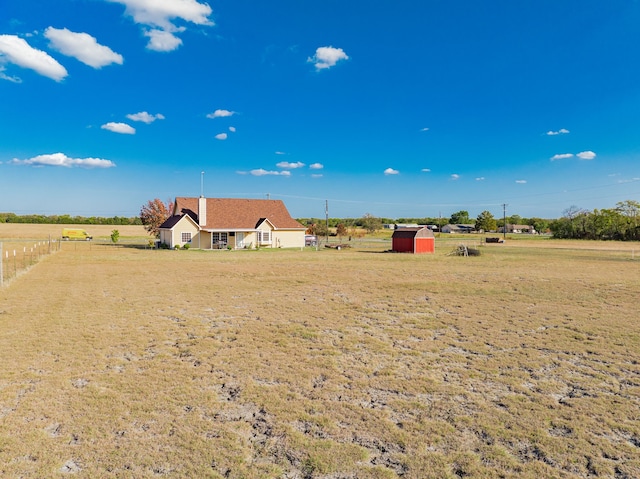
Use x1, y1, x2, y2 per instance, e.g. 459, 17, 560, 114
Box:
0, 237, 62, 287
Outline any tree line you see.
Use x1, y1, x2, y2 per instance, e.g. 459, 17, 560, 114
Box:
548, 201, 639, 241
0, 212, 142, 225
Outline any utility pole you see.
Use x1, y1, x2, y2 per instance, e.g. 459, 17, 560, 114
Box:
266, 193, 270, 200
325, 200, 329, 243
502, 203, 508, 240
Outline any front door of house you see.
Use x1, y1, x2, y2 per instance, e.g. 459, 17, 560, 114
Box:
236, 232, 244, 249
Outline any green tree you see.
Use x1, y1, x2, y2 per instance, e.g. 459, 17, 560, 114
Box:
475, 211, 497, 232
616, 200, 640, 240
506, 214, 522, 225
110, 229, 120, 244
140, 198, 174, 237
449, 210, 470, 224
361, 213, 382, 233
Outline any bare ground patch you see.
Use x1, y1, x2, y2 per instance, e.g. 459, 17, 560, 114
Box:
0, 242, 639, 477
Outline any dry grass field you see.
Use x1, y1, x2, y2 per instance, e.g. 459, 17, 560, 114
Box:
1, 225, 639, 478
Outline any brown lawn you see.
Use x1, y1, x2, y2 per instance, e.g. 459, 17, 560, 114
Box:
0, 226, 639, 478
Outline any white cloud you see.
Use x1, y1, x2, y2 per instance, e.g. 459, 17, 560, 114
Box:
309, 163, 324, 170
10, 152, 115, 168
207, 109, 235, 119
0, 66, 21, 83
44, 27, 123, 68
214, 133, 228, 140
0, 34, 67, 81
450, 174, 460, 180
127, 111, 165, 123
229, 126, 236, 132
311, 174, 323, 178
515, 180, 527, 184
107, 0, 214, 51
102, 122, 136, 134
250, 169, 291, 176
421, 168, 431, 173
546, 128, 570, 136
550, 153, 574, 161
577, 150, 596, 160
277, 161, 305, 169
275, 151, 287, 155
475, 177, 485, 181
420, 127, 430, 132
308, 46, 349, 70
384, 168, 399, 175
144, 29, 183, 52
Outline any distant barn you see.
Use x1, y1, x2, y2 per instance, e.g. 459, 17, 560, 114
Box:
391, 227, 435, 254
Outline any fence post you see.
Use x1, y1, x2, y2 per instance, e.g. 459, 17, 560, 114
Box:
0, 242, 3, 287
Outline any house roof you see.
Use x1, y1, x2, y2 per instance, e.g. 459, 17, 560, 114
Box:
159, 211, 198, 230
391, 227, 435, 239
172, 197, 305, 230
443, 224, 476, 231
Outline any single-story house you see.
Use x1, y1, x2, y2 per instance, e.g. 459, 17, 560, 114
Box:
441, 224, 476, 234
158, 197, 306, 249
498, 224, 536, 234
392, 227, 435, 254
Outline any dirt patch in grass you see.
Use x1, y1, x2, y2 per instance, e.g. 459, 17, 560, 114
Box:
0, 240, 639, 477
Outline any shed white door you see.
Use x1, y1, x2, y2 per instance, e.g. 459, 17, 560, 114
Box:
236, 232, 244, 248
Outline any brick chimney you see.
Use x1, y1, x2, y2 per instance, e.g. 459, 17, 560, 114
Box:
198, 196, 207, 227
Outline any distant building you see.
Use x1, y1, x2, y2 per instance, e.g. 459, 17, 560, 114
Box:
498, 224, 536, 234
441, 224, 476, 234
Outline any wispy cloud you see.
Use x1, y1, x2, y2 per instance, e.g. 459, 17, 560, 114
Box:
102, 122, 135, 134
249, 169, 291, 177
214, 133, 228, 140
0, 34, 67, 81
450, 174, 460, 180
229, 126, 236, 133
10, 152, 115, 168
420, 127, 430, 132
275, 151, 287, 155
277, 161, 305, 169
421, 168, 431, 173
308, 46, 349, 70
127, 111, 165, 123
107, 0, 214, 52
618, 177, 640, 184
311, 174, 323, 178
577, 150, 596, 160
546, 128, 570, 136
309, 163, 324, 170
475, 177, 485, 181
550, 151, 596, 161
515, 179, 527, 184
45, 27, 123, 68
207, 109, 235, 119
384, 168, 399, 175
550, 153, 574, 161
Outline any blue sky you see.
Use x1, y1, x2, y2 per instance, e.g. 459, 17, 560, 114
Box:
1, 0, 639, 220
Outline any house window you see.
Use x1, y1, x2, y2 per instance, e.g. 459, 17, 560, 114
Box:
212, 232, 228, 247
181, 232, 191, 243
257, 230, 271, 244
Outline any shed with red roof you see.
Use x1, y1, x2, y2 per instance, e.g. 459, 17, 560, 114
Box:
391, 227, 435, 254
